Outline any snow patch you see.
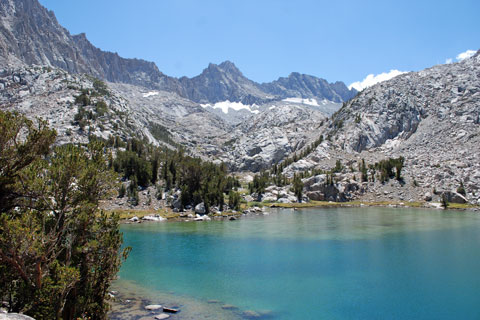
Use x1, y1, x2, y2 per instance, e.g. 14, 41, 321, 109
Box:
143, 91, 159, 98
201, 101, 257, 114
269, 105, 276, 110
282, 97, 319, 106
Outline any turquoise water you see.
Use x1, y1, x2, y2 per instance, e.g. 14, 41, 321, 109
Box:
117, 207, 480, 319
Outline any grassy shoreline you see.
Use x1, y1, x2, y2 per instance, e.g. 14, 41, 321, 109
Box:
104, 200, 479, 222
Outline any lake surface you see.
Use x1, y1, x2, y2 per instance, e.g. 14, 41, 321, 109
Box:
115, 207, 480, 319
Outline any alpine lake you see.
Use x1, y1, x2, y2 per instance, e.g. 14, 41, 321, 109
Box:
110, 207, 480, 320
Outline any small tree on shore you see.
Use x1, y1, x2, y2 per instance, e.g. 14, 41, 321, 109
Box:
228, 191, 241, 211
293, 174, 304, 203
457, 181, 466, 196
441, 194, 449, 209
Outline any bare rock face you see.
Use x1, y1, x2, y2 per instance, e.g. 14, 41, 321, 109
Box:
303, 174, 365, 202
331, 51, 480, 154
261, 72, 357, 103
289, 51, 480, 204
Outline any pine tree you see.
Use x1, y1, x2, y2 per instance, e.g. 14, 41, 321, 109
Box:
0, 111, 128, 319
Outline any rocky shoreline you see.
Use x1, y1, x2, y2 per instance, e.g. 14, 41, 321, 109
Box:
108, 280, 274, 320
119, 200, 479, 225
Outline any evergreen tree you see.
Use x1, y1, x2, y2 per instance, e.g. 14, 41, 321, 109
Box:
0, 111, 128, 319
293, 174, 304, 203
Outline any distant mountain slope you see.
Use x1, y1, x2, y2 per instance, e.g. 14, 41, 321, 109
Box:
330, 50, 480, 153
283, 51, 480, 204
178, 61, 272, 105
0, 0, 181, 90
0, 0, 356, 104
261, 72, 357, 103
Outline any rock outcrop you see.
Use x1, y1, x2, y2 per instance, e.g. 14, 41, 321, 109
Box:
284, 51, 480, 204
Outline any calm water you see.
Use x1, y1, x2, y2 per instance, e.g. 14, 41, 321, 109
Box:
116, 207, 480, 319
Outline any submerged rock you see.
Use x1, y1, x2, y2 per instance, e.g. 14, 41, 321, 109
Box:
221, 304, 238, 310
242, 310, 261, 318
145, 304, 163, 311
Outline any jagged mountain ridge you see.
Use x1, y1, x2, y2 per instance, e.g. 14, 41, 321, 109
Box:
0, 0, 356, 105
261, 72, 357, 103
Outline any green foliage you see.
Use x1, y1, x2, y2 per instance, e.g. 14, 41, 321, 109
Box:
0, 111, 127, 319
325, 173, 335, 186
335, 119, 344, 128
92, 79, 109, 96
272, 134, 324, 175
95, 100, 108, 116
354, 113, 361, 123
457, 181, 466, 195
441, 194, 449, 209
333, 159, 343, 173
0, 111, 56, 211
248, 171, 269, 196
113, 150, 152, 188
360, 158, 368, 182
149, 122, 179, 148
75, 93, 90, 106
228, 191, 241, 211
374, 157, 405, 183
118, 184, 126, 198
293, 174, 304, 203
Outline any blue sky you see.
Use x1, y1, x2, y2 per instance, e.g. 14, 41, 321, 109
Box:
39, 0, 479, 87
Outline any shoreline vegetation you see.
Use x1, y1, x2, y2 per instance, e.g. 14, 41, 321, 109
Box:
109, 200, 479, 223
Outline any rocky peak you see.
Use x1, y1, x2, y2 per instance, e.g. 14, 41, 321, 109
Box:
1, 0, 357, 106
218, 60, 242, 74
260, 72, 357, 103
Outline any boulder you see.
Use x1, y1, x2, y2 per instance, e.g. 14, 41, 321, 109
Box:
306, 191, 325, 201
244, 195, 254, 202
141, 215, 166, 222
172, 198, 182, 210
145, 304, 163, 311
242, 310, 261, 318
441, 191, 468, 204
261, 193, 277, 202
424, 192, 432, 201
195, 203, 206, 215
154, 314, 170, 320
221, 304, 238, 310
194, 214, 211, 221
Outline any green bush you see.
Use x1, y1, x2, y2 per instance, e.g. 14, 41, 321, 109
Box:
0, 111, 128, 319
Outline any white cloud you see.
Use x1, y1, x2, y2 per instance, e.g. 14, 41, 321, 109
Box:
348, 70, 407, 91
445, 49, 477, 65
456, 49, 476, 61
